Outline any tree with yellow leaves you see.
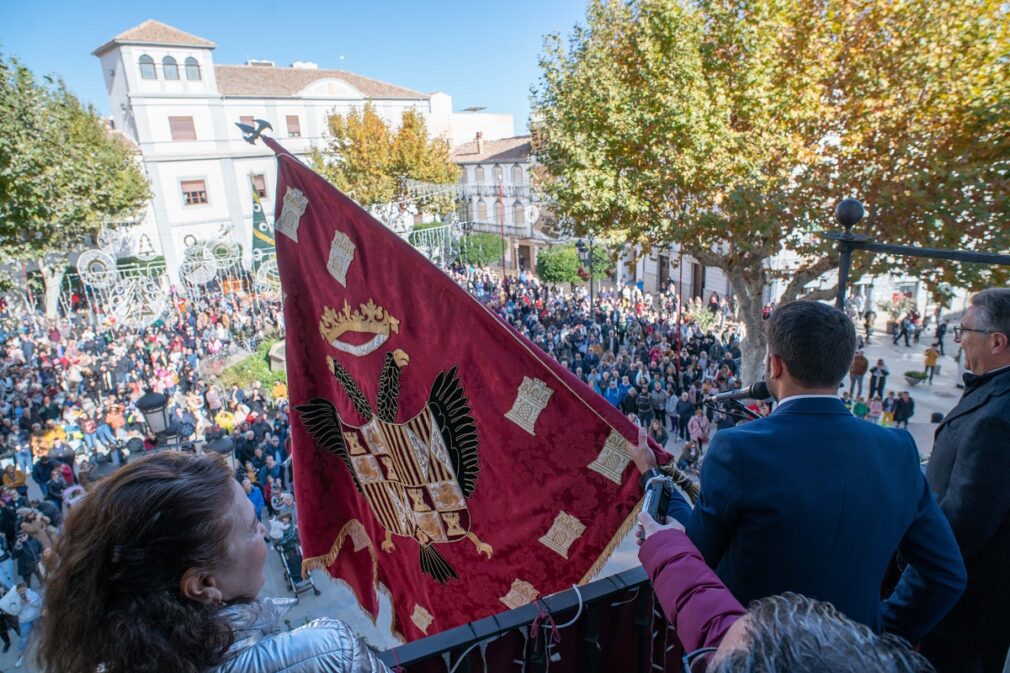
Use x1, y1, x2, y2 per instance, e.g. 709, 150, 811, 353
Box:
311, 104, 459, 224
533, 0, 1010, 380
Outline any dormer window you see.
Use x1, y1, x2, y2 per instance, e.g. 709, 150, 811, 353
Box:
163, 56, 179, 80
139, 54, 156, 79
185, 57, 201, 81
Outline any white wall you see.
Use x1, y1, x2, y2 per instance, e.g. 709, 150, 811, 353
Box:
448, 113, 515, 147
102, 38, 506, 278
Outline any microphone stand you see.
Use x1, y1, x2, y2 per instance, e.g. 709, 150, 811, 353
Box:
703, 397, 762, 423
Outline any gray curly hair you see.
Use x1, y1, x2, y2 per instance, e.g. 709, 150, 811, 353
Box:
709, 594, 934, 673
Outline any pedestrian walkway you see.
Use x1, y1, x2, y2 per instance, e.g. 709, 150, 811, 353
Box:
858, 322, 962, 460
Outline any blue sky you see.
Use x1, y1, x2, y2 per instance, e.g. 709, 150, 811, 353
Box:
0, 0, 587, 133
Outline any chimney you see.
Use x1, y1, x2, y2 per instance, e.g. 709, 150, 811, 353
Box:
475, 132, 484, 155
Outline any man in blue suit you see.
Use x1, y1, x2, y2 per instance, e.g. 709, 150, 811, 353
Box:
631, 301, 965, 645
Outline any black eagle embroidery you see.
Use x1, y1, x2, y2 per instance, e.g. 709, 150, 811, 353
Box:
296, 350, 490, 583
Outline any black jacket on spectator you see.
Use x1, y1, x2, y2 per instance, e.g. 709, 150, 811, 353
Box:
619, 393, 638, 417
924, 367, 1010, 662
894, 397, 915, 423
30, 458, 53, 488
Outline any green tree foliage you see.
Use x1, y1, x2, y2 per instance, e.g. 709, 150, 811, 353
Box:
0, 54, 150, 314
537, 245, 581, 284
311, 104, 459, 220
458, 233, 505, 267
532, 0, 1010, 379
582, 244, 611, 280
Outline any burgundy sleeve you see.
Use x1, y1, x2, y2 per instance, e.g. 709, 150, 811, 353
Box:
638, 529, 746, 652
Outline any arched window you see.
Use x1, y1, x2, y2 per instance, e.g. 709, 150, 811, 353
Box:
184, 57, 201, 80
477, 200, 488, 222
513, 200, 525, 227
493, 165, 503, 185
139, 54, 156, 79
474, 165, 485, 184
458, 167, 467, 185
162, 56, 179, 80
511, 164, 523, 185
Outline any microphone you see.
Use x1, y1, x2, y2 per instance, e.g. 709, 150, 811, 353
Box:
707, 381, 771, 403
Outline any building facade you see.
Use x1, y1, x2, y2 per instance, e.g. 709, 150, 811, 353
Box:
453, 134, 547, 272
93, 20, 514, 278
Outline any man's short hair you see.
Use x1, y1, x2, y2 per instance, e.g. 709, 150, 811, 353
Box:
971, 288, 1010, 337
711, 594, 932, 673
766, 302, 855, 388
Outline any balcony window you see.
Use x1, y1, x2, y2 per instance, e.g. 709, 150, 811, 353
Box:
251, 174, 267, 199
185, 57, 201, 80
181, 179, 208, 206
139, 55, 156, 79
169, 116, 196, 141
162, 56, 179, 80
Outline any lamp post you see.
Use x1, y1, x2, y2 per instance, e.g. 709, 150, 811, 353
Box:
207, 436, 236, 470
135, 390, 170, 437
576, 235, 595, 322
135, 390, 192, 450
822, 196, 1010, 311
831, 198, 866, 310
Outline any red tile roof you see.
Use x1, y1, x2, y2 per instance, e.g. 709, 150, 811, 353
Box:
214, 64, 427, 99
93, 20, 215, 55
453, 136, 532, 164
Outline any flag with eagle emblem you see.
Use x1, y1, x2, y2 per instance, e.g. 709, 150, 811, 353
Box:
264, 136, 675, 642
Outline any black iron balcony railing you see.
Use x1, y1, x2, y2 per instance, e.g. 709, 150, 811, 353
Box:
379, 566, 679, 673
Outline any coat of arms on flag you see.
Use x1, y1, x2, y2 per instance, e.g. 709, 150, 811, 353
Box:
263, 137, 674, 642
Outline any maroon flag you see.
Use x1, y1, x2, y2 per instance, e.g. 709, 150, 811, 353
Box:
265, 137, 675, 642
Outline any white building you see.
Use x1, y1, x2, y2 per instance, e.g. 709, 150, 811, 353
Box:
453, 134, 545, 271
93, 19, 514, 278
451, 133, 734, 300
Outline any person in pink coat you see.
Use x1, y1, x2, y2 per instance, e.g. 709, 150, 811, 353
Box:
637, 512, 934, 672
687, 407, 711, 453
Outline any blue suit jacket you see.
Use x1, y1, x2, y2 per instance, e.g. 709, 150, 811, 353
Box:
667, 397, 966, 643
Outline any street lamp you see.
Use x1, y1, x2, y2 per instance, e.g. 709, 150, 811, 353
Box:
207, 436, 236, 470
576, 235, 596, 322
135, 391, 169, 436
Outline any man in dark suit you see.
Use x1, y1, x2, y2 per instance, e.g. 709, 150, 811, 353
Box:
631, 300, 965, 645
922, 288, 1010, 673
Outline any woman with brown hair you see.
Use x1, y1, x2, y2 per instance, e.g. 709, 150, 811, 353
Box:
37, 451, 388, 673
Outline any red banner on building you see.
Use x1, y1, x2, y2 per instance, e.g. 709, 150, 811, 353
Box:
265, 137, 669, 642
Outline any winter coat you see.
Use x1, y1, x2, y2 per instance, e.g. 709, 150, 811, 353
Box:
212, 598, 389, 673
687, 415, 710, 443
924, 367, 1010, 653
13, 535, 41, 577
639, 530, 744, 655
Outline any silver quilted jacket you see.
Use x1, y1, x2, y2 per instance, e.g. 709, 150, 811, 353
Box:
212, 598, 390, 673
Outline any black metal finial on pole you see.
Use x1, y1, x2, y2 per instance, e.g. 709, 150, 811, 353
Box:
835, 198, 865, 238
833, 198, 864, 310
236, 119, 273, 144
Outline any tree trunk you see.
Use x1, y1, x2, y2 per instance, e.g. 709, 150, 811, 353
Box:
738, 308, 768, 384
39, 261, 65, 319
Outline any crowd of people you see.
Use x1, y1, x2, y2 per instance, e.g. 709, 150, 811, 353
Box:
1, 260, 1006, 673
446, 263, 748, 474
0, 287, 298, 666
